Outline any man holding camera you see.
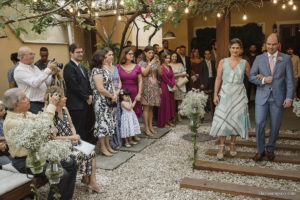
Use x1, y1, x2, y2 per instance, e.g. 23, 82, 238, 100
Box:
14, 46, 60, 114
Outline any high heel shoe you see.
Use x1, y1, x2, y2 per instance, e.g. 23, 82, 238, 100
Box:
133, 135, 140, 141
145, 129, 154, 137
229, 142, 237, 157
100, 148, 113, 157
217, 144, 225, 160
150, 128, 158, 134
87, 185, 103, 194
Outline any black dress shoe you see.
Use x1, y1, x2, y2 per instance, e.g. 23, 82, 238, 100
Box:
253, 152, 265, 161
266, 151, 275, 161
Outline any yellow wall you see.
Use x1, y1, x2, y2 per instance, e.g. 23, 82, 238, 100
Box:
162, 19, 189, 54
164, 2, 300, 53
0, 24, 69, 99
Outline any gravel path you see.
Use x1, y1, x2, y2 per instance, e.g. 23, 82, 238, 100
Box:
40, 124, 300, 200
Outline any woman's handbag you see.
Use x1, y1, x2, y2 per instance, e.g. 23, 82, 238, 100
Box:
176, 77, 189, 88
106, 97, 117, 107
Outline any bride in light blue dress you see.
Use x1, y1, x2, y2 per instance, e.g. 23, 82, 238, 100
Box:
210, 38, 251, 160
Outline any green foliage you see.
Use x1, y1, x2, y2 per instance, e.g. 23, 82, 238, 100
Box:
30, 183, 40, 200
15, 27, 28, 38
52, 185, 61, 200
96, 41, 120, 64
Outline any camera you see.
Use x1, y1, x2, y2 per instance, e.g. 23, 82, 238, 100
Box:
51, 58, 64, 69
49, 89, 61, 98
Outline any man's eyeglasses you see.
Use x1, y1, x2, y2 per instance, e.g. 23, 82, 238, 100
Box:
74, 51, 84, 54
24, 53, 35, 56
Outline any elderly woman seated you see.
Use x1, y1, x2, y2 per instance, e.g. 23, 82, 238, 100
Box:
45, 86, 101, 193
2, 88, 77, 200
0, 100, 12, 165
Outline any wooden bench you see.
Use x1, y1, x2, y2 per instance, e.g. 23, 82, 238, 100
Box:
0, 164, 47, 200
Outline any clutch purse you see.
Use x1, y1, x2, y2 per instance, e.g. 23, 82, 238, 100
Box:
167, 85, 173, 92
176, 77, 189, 88
106, 97, 117, 107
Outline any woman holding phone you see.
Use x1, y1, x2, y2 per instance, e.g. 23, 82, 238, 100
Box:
138, 46, 162, 136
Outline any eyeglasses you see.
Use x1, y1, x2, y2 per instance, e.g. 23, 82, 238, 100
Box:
74, 51, 84, 54
24, 53, 35, 56
128, 53, 134, 55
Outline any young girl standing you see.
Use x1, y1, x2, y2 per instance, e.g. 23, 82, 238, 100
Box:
120, 89, 141, 147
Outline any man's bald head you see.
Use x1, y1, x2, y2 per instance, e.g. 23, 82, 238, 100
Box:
266, 33, 279, 55
18, 46, 35, 65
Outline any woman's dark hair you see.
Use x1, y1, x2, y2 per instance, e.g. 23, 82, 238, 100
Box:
103, 47, 113, 57
170, 51, 181, 63
119, 88, 131, 102
160, 51, 170, 64
90, 50, 105, 70
119, 47, 133, 65
141, 45, 154, 62
229, 38, 243, 49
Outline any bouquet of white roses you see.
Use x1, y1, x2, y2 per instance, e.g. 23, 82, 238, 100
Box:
40, 140, 72, 162
293, 99, 300, 117
7, 112, 53, 151
179, 89, 208, 118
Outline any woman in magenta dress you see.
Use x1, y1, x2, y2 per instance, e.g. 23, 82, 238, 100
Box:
117, 47, 143, 141
157, 52, 176, 128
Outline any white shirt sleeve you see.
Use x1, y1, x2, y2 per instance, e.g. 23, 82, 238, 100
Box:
14, 66, 52, 88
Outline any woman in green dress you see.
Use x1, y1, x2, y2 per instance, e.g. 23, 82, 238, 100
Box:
210, 38, 251, 160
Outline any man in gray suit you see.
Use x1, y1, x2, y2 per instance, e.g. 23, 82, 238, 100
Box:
249, 33, 294, 161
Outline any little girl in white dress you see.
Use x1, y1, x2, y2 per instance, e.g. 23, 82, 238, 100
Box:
119, 89, 141, 147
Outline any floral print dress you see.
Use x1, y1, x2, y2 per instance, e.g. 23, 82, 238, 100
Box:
54, 108, 95, 176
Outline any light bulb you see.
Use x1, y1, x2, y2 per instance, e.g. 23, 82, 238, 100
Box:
33, 0, 38, 2
273, 0, 277, 4
69, 7, 74, 13
95, 12, 99, 17
293, 5, 297, 10
91, 1, 96, 8
217, 12, 221, 18
204, 16, 207, 21
120, 0, 124, 6
168, 5, 173, 12
118, 15, 122, 20
288, 0, 293, 6
113, 10, 117, 14
88, 9, 90, 14
242, 14, 247, 20
282, 4, 286, 9
184, 7, 189, 14
77, 11, 80, 17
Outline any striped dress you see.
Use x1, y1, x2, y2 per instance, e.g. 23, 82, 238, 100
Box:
210, 58, 250, 139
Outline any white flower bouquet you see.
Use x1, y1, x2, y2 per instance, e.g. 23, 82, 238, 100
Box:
293, 99, 300, 117
7, 113, 53, 151
40, 140, 72, 162
179, 89, 208, 118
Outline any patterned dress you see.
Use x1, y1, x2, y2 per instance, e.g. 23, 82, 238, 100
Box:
90, 68, 116, 138
210, 58, 250, 139
120, 101, 141, 138
108, 66, 122, 148
170, 63, 186, 100
54, 108, 95, 176
138, 60, 161, 106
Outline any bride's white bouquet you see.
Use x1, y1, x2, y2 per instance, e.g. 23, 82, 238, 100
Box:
293, 99, 300, 117
40, 140, 72, 162
7, 112, 53, 151
179, 89, 208, 118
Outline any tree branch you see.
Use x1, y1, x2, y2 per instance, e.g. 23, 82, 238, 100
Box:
4, 0, 75, 24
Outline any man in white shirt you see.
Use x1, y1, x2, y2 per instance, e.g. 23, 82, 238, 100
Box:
14, 46, 59, 114
178, 45, 191, 90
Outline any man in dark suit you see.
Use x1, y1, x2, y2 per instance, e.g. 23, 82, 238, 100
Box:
178, 45, 192, 91
159, 40, 172, 55
63, 44, 92, 141
199, 49, 216, 91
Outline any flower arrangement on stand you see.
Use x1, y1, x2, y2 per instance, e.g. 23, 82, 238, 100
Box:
293, 98, 300, 117
179, 89, 208, 170
40, 140, 72, 185
7, 113, 53, 174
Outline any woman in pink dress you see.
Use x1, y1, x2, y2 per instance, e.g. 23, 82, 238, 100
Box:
157, 52, 176, 128
117, 47, 142, 141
